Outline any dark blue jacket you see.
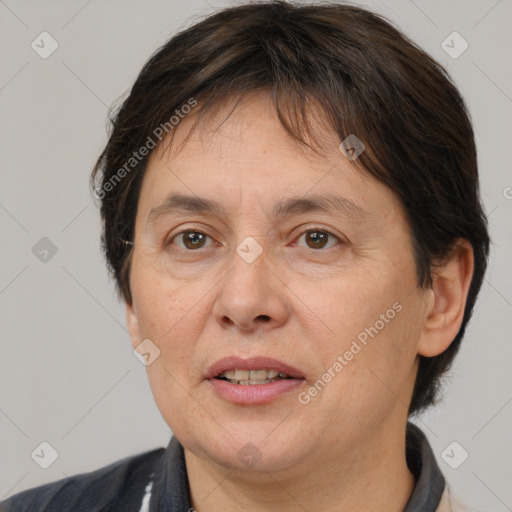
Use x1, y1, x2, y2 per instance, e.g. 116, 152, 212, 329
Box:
0, 423, 446, 511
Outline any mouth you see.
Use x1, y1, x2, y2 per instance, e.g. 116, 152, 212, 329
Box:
215, 368, 294, 385
205, 356, 306, 405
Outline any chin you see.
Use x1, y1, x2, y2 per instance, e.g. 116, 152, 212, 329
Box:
186, 426, 315, 474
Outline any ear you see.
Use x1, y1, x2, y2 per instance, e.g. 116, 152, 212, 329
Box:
417, 239, 474, 357
126, 301, 142, 351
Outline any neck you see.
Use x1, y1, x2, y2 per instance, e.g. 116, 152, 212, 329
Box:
184, 419, 415, 512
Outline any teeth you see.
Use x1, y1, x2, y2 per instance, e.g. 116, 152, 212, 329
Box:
249, 369, 268, 380
234, 369, 250, 381
217, 368, 291, 384
240, 379, 272, 385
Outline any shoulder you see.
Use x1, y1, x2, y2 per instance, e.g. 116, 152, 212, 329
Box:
0, 447, 165, 512
437, 485, 488, 512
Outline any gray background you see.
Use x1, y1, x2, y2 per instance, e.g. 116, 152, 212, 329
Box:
0, 0, 510, 509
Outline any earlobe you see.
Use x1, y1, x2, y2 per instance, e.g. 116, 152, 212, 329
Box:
417, 240, 475, 358
126, 302, 141, 350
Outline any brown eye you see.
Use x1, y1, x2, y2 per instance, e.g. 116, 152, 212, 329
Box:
297, 229, 339, 250
171, 230, 212, 250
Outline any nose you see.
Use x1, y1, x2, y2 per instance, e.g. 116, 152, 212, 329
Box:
212, 244, 290, 333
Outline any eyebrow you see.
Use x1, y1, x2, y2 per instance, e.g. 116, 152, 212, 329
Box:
146, 192, 369, 227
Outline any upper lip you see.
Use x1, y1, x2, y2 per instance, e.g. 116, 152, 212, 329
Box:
205, 356, 305, 380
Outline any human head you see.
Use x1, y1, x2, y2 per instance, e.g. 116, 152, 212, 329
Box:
91, 1, 489, 420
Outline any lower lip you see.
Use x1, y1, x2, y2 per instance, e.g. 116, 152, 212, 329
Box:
208, 378, 305, 405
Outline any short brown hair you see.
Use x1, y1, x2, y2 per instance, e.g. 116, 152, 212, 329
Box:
90, 1, 490, 415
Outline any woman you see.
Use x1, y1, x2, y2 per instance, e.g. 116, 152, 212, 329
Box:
1, 2, 489, 510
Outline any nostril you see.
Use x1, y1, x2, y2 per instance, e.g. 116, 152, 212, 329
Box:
222, 316, 235, 326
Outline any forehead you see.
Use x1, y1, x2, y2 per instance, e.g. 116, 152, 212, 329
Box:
137, 93, 400, 226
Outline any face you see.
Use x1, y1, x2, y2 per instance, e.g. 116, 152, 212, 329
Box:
126, 92, 432, 473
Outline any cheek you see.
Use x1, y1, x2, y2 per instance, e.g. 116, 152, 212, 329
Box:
131, 252, 190, 334
304, 270, 398, 344
306, 267, 419, 389
340, 298, 422, 406
130, 271, 200, 383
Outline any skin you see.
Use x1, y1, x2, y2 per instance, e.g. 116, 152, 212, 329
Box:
126, 91, 474, 511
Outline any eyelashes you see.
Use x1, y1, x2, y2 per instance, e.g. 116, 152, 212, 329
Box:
170, 230, 216, 250
167, 228, 344, 252
293, 229, 340, 250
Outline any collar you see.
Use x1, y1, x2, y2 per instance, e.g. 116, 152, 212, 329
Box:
149, 422, 445, 511
404, 422, 446, 511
